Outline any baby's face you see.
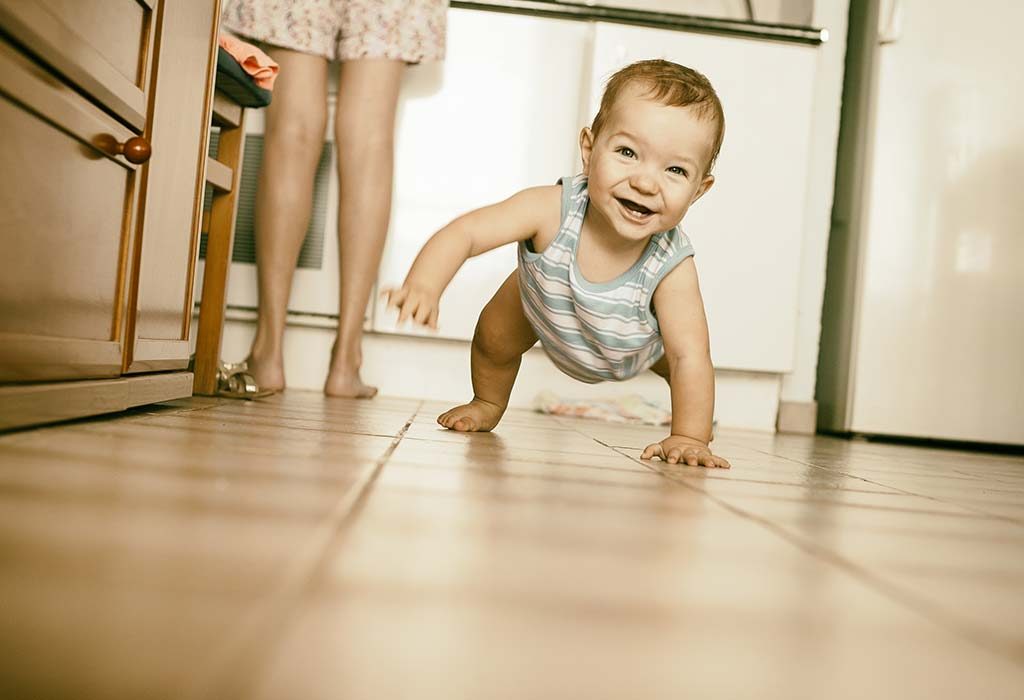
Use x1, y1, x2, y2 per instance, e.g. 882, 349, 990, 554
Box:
582, 86, 717, 243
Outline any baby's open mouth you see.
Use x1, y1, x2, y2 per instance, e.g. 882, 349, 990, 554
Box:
617, 198, 654, 217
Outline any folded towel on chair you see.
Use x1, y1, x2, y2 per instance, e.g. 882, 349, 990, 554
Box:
215, 47, 272, 108
218, 34, 279, 89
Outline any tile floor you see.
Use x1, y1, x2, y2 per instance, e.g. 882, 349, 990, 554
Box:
1, 392, 1022, 699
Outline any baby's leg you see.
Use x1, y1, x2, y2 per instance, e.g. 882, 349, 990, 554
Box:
439, 271, 538, 432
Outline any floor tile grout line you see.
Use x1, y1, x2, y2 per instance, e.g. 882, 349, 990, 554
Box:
543, 433, 1024, 496
398, 434, 636, 460
750, 447, 1024, 528
181, 402, 423, 700
749, 442, 1024, 477
552, 417, 650, 456
134, 413, 412, 440
955, 469, 1019, 485
0, 441, 381, 492
155, 404, 422, 420
614, 448, 1024, 667
52, 423, 413, 446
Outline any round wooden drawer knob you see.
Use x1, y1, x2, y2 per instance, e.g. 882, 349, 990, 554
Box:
117, 136, 152, 164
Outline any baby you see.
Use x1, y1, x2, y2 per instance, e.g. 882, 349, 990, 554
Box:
387, 59, 730, 468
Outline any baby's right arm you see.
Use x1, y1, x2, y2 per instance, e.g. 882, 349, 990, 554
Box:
385, 185, 558, 328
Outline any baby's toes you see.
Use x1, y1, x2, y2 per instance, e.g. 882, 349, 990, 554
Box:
453, 416, 476, 432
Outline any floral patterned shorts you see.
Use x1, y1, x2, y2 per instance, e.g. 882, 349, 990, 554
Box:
221, 0, 447, 63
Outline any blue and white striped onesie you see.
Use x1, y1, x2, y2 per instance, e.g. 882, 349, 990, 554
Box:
517, 174, 695, 383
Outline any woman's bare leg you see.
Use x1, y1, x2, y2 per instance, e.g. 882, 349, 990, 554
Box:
439, 271, 539, 432
325, 59, 405, 398
650, 354, 671, 382
246, 48, 329, 390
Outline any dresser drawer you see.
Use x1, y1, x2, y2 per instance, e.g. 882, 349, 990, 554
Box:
0, 38, 142, 381
0, 0, 156, 130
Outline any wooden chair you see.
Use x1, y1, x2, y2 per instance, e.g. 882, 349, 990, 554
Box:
192, 89, 246, 395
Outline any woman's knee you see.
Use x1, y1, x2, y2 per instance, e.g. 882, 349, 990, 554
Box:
266, 106, 328, 157
270, 122, 326, 157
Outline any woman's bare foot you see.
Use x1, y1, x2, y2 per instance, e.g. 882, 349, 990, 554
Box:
245, 354, 285, 392
324, 371, 378, 398
325, 342, 377, 398
438, 398, 505, 432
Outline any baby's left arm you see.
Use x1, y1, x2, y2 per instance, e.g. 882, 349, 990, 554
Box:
641, 258, 730, 468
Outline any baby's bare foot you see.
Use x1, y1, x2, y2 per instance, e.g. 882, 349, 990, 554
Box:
438, 398, 505, 432
324, 372, 378, 399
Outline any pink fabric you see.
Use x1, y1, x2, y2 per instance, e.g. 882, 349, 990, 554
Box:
218, 33, 279, 90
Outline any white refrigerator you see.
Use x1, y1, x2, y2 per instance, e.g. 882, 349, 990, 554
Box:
817, 0, 1024, 446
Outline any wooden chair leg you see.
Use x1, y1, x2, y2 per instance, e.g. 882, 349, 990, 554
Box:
194, 109, 246, 395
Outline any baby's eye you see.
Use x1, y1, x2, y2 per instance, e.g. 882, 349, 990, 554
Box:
616, 146, 636, 159
667, 166, 688, 177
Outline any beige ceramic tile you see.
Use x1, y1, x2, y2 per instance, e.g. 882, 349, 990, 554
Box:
246, 487, 1024, 700
49, 416, 399, 460
388, 436, 652, 473
246, 589, 1024, 700
401, 422, 622, 456
2, 391, 1022, 699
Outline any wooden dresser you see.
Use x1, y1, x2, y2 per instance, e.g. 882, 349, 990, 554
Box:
0, 0, 220, 429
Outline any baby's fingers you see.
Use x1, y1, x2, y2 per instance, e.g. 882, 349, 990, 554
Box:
663, 448, 686, 464
693, 452, 729, 469
383, 287, 404, 308
412, 302, 434, 327
698, 452, 717, 468
396, 296, 420, 324
640, 443, 663, 460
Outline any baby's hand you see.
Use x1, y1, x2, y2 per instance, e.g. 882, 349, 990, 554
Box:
641, 435, 730, 468
383, 284, 440, 329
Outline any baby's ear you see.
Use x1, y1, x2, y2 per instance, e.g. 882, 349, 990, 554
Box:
579, 127, 594, 174
691, 174, 715, 203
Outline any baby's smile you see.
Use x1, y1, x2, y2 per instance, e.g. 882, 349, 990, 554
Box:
616, 196, 656, 222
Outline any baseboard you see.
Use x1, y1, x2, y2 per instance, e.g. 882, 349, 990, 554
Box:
0, 372, 194, 431
219, 320, 784, 432
776, 399, 818, 434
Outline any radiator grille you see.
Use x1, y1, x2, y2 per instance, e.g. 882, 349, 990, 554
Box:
200, 132, 330, 270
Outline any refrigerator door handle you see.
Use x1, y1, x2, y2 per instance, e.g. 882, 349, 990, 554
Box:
878, 0, 904, 44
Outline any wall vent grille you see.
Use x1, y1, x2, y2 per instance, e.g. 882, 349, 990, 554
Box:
200, 132, 330, 270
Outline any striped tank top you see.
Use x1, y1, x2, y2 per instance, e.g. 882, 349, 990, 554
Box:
517, 174, 695, 383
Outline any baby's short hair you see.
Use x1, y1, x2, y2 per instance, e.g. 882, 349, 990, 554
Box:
591, 59, 725, 173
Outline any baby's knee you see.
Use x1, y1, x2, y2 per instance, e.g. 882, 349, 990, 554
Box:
472, 322, 520, 363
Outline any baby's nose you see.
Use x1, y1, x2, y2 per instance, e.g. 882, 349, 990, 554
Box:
630, 173, 657, 195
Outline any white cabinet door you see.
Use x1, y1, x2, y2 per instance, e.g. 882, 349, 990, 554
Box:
850, 0, 1024, 443
588, 23, 817, 372
373, 9, 590, 341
